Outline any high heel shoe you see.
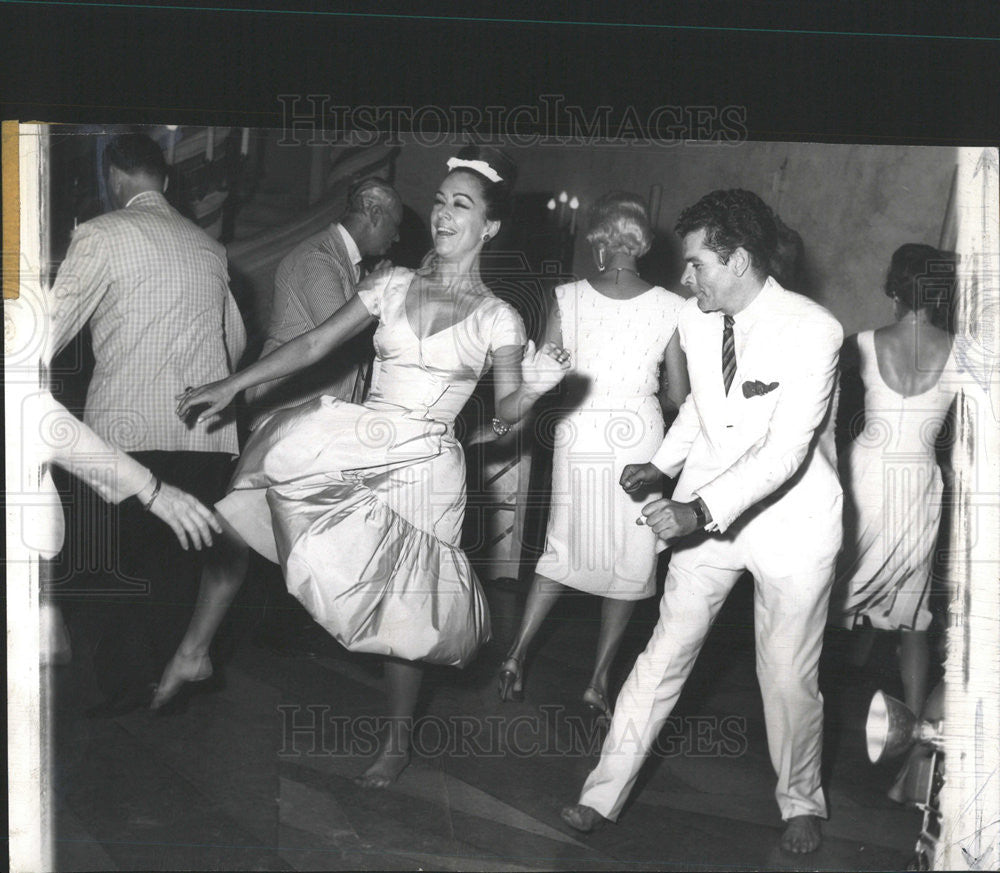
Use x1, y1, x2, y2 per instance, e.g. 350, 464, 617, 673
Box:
150, 671, 225, 717
582, 686, 612, 720
498, 656, 524, 702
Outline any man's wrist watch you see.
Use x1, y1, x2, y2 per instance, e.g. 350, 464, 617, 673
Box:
690, 497, 709, 528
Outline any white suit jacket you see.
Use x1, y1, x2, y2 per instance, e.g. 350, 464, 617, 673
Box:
651, 277, 844, 573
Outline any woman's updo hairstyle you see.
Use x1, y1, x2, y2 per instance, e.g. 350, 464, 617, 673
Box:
884, 243, 957, 329
445, 144, 518, 223
585, 191, 653, 259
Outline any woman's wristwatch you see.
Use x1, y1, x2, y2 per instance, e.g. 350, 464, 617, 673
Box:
491, 417, 512, 437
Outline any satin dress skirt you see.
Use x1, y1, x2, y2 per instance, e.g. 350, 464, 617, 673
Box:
216, 395, 490, 667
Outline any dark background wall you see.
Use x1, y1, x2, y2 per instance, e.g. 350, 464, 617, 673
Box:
46, 129, 959, 345
395, 138, 957, 337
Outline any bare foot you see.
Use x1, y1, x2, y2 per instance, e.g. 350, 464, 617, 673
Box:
354, 747, 410, 789
150, 651, 212, 710
560, 803, 605, 833
780, 815, 821, 853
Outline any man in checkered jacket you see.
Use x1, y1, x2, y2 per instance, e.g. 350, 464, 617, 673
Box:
49, 132, 247, 716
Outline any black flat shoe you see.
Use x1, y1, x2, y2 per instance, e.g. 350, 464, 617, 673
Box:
150, 672, 225, 717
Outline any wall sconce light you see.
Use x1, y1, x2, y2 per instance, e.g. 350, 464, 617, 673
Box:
165, 125, 178, 165
549, 191, 580, 235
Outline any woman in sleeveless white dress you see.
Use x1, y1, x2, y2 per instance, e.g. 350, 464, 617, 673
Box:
152, 147, 570, 787
834, 244, 957, 718
500, 193, 688, 716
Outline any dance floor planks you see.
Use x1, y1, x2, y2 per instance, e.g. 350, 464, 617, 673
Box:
48, 577, 924, 871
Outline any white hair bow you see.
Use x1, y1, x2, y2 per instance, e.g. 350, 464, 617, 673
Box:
446, 157, 503, 183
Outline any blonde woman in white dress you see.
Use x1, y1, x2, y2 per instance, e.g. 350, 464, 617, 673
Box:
499, 193, 689, 716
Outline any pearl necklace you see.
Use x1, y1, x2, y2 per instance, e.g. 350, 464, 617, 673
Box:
611, 267, 640, 284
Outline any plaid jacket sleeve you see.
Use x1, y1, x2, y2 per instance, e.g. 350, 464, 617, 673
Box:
48, 223, 111, 358
223, 288, 248, 370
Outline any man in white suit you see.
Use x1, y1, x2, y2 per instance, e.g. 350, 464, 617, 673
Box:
561, 190, 843, 854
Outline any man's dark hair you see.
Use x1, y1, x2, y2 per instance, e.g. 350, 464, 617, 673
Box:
675, 189, 778, 277
103, 133, 168, 184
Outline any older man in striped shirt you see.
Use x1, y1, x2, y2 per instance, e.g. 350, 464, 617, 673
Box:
50, 132, 246, 716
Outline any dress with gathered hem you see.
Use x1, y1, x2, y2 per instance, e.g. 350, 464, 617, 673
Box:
217, 267, 526, 666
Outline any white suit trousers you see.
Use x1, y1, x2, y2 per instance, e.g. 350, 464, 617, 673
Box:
578, 530, 836, 821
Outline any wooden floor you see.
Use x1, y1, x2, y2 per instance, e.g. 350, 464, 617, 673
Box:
47, 574, 925, 871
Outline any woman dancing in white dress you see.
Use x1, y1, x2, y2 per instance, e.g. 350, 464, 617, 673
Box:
152, 145, 570, 787
499, 193, 688, 716
835, 243, 957, 718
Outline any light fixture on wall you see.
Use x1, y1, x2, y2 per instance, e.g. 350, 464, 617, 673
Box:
548, 190, 580, 236
648, 184, 663, 229
165, 125, 178, 165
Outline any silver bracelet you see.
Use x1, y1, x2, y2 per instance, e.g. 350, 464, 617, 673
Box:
141, 477, 162, 512
491, 417, 511, 437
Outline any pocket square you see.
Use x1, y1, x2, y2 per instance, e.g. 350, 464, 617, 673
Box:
742, 379, 779, 398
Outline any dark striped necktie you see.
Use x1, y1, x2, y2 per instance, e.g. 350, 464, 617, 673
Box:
722, 314, 736, 394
